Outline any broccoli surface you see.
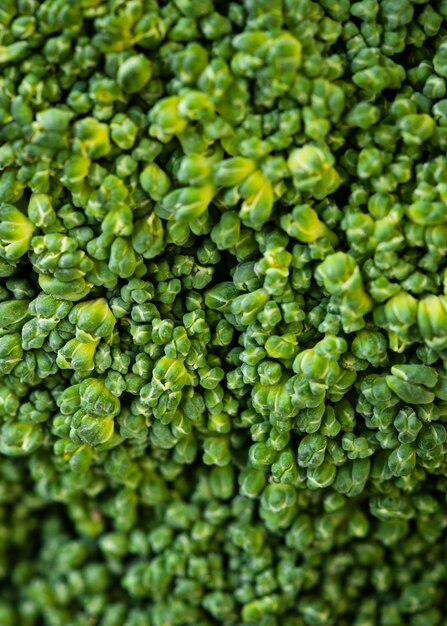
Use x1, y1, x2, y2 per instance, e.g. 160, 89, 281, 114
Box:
1, 0, 447, 625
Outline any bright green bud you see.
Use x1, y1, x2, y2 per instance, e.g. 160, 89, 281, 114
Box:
74, 117, 111, 159
298, 598, 333, 626
230, 54, 262, 84
109, 237, 137, 279
353, 64, 405, 95
320, 407, 341, 439
239, 171, 274, 228
117, 54, 152, 94
0, 332, 23, 374
57, 384, 81, 415
31, 293, 72, 319
202, 591, 235, 622
417, 424, 446, 460
80, 377, 120, 417
203, 435, 231, 466
116, 154, 138, 177
140, 163, 171, 202
68, 444, 94, 473
249, 441, 278, 467
154, 356, 188, 391
271, 447, 298, 483
388, 443, 416, 477
399, 113, 436, 145
417, 295, 447, 351
288, 145, 340, 199
132, 213, 165, 260
231, 288, 270, 325
433, 371, 447, 401
265, 334, 297, 359
317, 251, 360, 293
178, 90, 215, 121
341, 433, 375, 460
280, 204, 333, 243
212, 319, 234, 347
212, 157, 257, 187
21, 317, 54, 350
174, 0, 212, 18
28, 193, 57, 229
149, 96, 188, 140
307, 461, 337, 489
57, 338, 98, 375
0, 41, 30, 64
233, 30, 270, 54
110, 113, 138, 150
205, 282, 240, 313
239, 467, 267, 497
361, 374, 398, 407
63, 155, 91, 185
179, 154, 215, 187
242, 596, 280, 624
0, 384, 19, 417
377, 290, 418, 335
36, 107, 73, 131
407, 200, 446, 226
101, 204, 133, 238
0, 204, 34, 260
390, 364, 438, 388
172, 42, 208, 83
199, 366, 225, 390
0, 299, 30, 330
294, 348, 339, 384
394, 407, 422, 444
334, 458, 370, 497
425, 224, 447, 253
351, 330, 388, 367
266, 32, 302, 73
0, 421, 43, 456
258, 301, 283, 328
298, 433, 327, 468
211, 211, 241, 250
260, 483, 297, 530
69, 298, 116, 342
76, 413, 115, 447
345, 102, 381, 129
386, 375, 434, 404
162, 184, 215, 222
357, 147, 385, 179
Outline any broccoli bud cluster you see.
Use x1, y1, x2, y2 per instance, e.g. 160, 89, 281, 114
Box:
2, 0, 447, 624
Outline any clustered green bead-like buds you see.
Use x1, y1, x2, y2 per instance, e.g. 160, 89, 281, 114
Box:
2, 0, 447, 625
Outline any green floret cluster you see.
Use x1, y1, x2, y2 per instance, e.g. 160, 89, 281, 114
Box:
3, 0, 447, 624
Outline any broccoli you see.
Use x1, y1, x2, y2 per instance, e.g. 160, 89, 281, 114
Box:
1, 0, 447, 625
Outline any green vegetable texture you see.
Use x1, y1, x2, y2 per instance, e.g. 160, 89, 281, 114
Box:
2, 0, 447, 624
